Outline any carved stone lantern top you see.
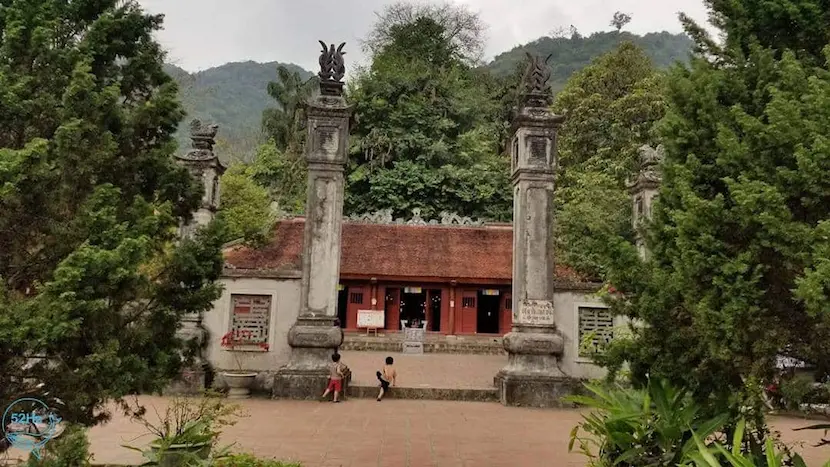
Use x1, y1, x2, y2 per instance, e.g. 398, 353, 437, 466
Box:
627, 144, 665, 192
317, 41, 347, 96
519, 52, 553, 108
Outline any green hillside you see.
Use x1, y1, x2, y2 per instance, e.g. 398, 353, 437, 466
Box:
487, 31, 693, 93
166, 61, 313, 162
166, 31, 691, 161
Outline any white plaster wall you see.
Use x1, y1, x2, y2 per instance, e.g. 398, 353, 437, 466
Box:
555, 290, 624, 380
204, 277, 301, 373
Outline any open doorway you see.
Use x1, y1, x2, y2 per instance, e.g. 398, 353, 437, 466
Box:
400, 287, 426, 327
427, 289, 442, 332
336, 286, 348, 328
477, 290, 500, 334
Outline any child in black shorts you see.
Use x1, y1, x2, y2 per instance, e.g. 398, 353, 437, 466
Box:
376, 356, 397, 401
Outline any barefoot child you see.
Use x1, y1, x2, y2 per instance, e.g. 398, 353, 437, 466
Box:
321, 353, 345, 403
376, 356, 397, 401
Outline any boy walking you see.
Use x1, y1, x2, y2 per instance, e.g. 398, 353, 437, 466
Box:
321, 353, 345, 403
376, 356, 397, 401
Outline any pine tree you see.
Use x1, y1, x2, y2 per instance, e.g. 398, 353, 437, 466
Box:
602, 0, 830, 431
0, 0, 224, 428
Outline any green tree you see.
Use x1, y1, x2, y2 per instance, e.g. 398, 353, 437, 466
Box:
217, 164, 275, 246
261, 65, 316, 154
599, 0, 830, 445
245, 142, 307, 215
346, 11, 511, 220
552, 42, 667, 279
0, 0, 224, 435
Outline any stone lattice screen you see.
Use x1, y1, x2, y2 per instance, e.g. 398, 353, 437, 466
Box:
230, 294, 271, 345
577, 307, 614, 358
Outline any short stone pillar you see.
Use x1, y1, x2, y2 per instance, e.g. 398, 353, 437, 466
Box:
170, 120, 226, 394
495, 53, 579, 407
627, 144, 664, 260
273, 41, 353, 399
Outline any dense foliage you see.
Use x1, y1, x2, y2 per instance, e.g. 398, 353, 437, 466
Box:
0, 0, 224, 432
345, 11, 511, 220
598, 0, 830, 438
552, 42, 666, 279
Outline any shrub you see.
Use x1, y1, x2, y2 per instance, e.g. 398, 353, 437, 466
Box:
778, 375, 815, 411
565, 378, 728, 466
25, 424, 92, 467
214, 453, 302, 467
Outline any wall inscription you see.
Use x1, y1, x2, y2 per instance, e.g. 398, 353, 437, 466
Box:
515, 299, 555, 325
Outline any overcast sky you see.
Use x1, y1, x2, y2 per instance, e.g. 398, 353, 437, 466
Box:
136, 0, 711, 73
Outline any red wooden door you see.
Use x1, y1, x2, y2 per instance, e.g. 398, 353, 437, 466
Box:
346, 287, 366, 330
460, 290, 477, 334
500, 292, 513, 335
385, 288, 401, 331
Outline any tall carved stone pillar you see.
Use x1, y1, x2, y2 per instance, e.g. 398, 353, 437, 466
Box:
170, 120, 225, 394
627, 145, 664, 260
495, 54, 579, 407
273, 41, 353, 399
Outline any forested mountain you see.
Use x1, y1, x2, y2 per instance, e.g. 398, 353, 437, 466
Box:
166, 31, 691, 161
487, 31, 693, 92
165, 61, 313, 162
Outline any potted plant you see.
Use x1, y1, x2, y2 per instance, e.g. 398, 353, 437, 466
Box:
123, 394, 243, 467
220, 330, 268, 399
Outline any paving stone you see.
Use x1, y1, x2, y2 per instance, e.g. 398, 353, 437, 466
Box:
40, 397, 830, 467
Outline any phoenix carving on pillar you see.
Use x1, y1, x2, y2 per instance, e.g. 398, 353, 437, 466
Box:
522, 52, 553, 95
318, 41, 347, 82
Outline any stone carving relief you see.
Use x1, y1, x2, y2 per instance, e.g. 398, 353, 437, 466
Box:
347, 208, 486, 226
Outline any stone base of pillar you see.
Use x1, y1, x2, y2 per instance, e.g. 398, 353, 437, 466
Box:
272, 321, 342, 399
495, 329, 581, 407
163, 366, 206, 396
494, 370, 582, 408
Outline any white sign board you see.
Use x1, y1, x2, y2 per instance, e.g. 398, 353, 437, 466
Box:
356, 309, 384, 329
515, 299, 555, 326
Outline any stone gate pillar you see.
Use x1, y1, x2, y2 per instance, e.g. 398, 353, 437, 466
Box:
170, 120, 225, 394
273, 41, 353, 398
495, 53, 578, 407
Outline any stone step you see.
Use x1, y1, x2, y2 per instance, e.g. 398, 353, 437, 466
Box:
346, 385, 499, 403
341, 336, 506, 355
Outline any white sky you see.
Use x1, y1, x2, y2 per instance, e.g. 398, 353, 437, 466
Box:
136, 0, 711, 73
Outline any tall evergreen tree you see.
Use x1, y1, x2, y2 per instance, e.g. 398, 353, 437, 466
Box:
600, 0, 830, 447
552, 42, 666, 279
0, 0, 224, 431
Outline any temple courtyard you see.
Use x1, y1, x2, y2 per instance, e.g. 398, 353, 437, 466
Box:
76, 399, 830, 467
3, 352, 825, 467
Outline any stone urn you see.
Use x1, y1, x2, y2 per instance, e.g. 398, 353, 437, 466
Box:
222, 372, 257, 399
150, 442, 211, 467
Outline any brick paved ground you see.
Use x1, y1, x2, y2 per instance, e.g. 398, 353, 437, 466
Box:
340, 351, 505, 389
4, 397, 828, 466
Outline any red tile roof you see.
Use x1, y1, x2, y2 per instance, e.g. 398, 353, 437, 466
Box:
223, 218, 586, 283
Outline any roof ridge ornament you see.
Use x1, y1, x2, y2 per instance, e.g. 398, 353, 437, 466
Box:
317, 40, 347, 96
347, 209, 486, 226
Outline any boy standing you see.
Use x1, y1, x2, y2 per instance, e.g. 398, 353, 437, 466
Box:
321, 353, 345, 403
376, 356, 397, 401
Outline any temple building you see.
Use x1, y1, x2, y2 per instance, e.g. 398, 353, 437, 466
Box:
204, 209, 616, 381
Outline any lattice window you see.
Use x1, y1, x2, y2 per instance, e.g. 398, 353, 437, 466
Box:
230, 295, 271, 345
462, 297, 476, 308
350, 292, 364, 304
578, 307, 614, 358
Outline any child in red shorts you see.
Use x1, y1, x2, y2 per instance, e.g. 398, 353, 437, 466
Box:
321, 353, 345, 403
